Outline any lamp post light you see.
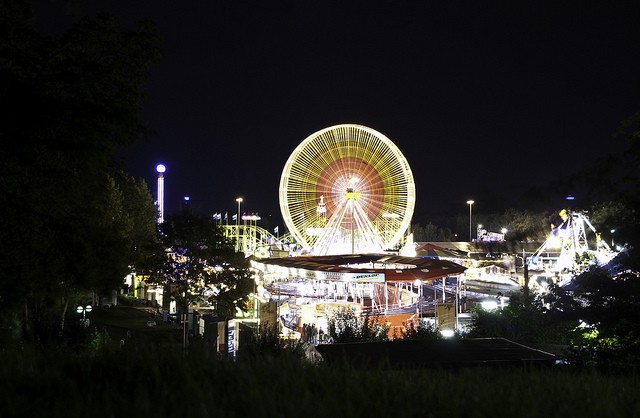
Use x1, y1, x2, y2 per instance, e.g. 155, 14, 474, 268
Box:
611, 229, 616, 247
76, 304, 93, 327
235, 197, 243, 252
236, 197, 243, 225
466, 200, 474, 242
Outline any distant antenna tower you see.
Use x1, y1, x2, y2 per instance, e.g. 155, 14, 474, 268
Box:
156, 164, 166, 223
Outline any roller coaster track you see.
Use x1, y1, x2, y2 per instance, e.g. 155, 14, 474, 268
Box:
224, 224, 298, 258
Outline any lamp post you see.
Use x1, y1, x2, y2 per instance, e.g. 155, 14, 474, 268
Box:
76, 304, 93, 327
466, 200, 474, 242
611, 229, 616, 247
235, 197, 243, 252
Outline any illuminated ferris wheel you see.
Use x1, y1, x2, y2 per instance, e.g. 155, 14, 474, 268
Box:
279, 124, 415, 255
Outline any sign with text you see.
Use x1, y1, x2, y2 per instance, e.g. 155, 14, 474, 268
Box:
227, 320, 237, 360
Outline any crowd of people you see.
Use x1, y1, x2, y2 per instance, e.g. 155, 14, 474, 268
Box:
301, 323, 331, 344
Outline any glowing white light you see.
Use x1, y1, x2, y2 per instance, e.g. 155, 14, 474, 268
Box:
383, 212, 401, 218
440, 329, 455, 338
157, 166, 165, 223
481, 300, 498, 310
547, 235, 562, 248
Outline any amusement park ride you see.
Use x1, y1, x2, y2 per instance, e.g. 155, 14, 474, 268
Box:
228, 124, 416, 258
217, 124, 619, 339
222, 125, 466, 336
279, 124, 415, 256
527, 209, 617, 287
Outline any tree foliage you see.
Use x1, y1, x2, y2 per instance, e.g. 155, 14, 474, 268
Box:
544, 264, 640, 368
0, 2, 162, 343
501, 209, 549, 242
467, 290, 578, 345
327, 308, 389, 343
153, 210, 253, 320
399, 320, 442, 341
411, 223, 455, 242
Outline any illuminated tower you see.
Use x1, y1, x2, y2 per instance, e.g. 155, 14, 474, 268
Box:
156, 163, 166, 223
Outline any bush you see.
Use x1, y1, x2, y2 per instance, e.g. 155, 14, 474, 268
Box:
328, 308, 389, 343
237, 324, 306, 360
397, 320, 442, 341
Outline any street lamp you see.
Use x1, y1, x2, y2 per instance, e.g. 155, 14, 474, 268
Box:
76, 304, 93, 327
611, 229, 616, 247
236, 197, 243, 225
235, 197, 243, 252
466, 200, 474, 241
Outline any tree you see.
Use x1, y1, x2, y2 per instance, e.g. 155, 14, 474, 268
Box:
502, 209, 549, 242
153, 210, 253, 320
0, 2, 162, 343
327, 308, 389, 343
555, 113, 640, 368
546, 264, 640, 368
411, 223, 455, 242
467, 290, 578, 345
112, 170, 164, 278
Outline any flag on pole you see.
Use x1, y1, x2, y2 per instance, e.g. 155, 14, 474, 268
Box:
232, 214, 237, 221
224, 212, 228, 221
274, 226, 279, 234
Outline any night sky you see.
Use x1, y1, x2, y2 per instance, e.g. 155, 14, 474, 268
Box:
39, 1, 640, 227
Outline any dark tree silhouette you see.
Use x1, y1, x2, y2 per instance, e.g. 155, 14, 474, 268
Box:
0, 2, 162, 343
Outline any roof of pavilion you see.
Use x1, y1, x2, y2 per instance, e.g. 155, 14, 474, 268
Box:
253, 253, 467, 282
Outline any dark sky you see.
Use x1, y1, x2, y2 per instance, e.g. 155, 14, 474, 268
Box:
39, 1, 640, 227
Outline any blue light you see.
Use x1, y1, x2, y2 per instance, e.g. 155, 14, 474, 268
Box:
566, 195, 575, 200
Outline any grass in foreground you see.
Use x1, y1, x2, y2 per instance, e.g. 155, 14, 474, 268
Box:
1, 340, 638, 418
